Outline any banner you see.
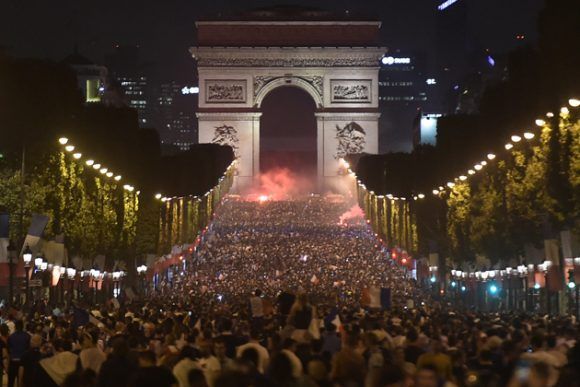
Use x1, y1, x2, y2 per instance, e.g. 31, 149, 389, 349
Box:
0, 213, 9, 263
20, 214, 49, 255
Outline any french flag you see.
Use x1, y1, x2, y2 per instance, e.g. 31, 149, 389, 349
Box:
20, 214, 49, 255
0, 213, 9, 264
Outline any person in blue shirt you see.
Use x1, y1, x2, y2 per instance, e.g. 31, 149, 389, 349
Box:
7, 320, 30, 387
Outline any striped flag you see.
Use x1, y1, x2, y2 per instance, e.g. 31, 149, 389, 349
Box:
20, 214, 49, 255
361, 286, 391, 310
0, 213, 9, 263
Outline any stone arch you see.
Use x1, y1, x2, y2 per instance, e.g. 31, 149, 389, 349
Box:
254, 77, 323, 108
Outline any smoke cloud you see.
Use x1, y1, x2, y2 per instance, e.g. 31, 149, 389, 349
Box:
338, 204, 365, 226
243, 167, 316, 200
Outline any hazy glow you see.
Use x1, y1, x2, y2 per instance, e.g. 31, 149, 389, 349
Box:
64, 145, 75, 152
114, 175, 121, 181
505, 143, 513, 150
73, 153, 82, 159
511, 135, 522, 143
459, 175, 467, 181
569, 98, 580, 107
487, 153, 496, 160
58, 137, 69, 145
535, 119, 546, 126
474, 164, 482, 171
85, 159, 94, 166
523, 132, 535, 140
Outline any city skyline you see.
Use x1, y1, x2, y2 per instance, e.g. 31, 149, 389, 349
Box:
1, 0, 544, 83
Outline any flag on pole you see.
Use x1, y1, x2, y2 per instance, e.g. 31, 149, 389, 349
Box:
0, 213, 9, 263
20, 214, 49, 255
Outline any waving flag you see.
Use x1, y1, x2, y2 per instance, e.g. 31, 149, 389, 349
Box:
20, 214, 49, 255
0, 213, 9, 263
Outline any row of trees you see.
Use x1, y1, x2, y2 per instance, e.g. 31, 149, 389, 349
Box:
443, 112, 579, 265
158, 162, 235, 254
0, 53, 235, 273
351, 0, 579, 266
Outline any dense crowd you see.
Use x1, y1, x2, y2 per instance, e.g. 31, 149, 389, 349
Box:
178, 195, 417, 305
0, 195, 578, 387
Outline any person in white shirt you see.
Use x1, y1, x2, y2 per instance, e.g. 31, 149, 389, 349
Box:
236, 328, 269, 374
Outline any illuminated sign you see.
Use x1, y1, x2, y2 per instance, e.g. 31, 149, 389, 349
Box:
438, 0, 460, 11
181, 86, 199, 95
381, 56, 411, 65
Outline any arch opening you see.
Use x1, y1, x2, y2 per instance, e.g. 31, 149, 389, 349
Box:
259, 86, 317, 178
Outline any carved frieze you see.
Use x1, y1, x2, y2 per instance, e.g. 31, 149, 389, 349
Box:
205, 80, 247, 103
198, 57, 378, 68
330, 80, 371, 103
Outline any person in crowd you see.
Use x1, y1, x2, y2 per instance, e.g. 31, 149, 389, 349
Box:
18, 333, 43, 387
36, 338, 79, 387
7, 320, 30, 387
79, 330, 107, 374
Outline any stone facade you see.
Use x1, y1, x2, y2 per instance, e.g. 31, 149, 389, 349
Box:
191, 22, 385, 189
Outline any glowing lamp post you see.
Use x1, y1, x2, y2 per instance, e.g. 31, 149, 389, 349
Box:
90, 269, 101, 304
22, 245, 32, 304
137, 264, 147, 297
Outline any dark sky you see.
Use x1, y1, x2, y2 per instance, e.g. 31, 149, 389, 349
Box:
1, 0, 544, 82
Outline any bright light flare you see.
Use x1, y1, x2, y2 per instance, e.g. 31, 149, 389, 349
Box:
64, 145, 75, 152
258, 195, 269, 203
535, 119, 546, 126
523, 132, 535, 140
58, 137, 69, 145
505, 143, 514, 150
511, 135, 522, 143
569, 98, 580, 107
85, 159, 94, 166
73, 153, 82, 159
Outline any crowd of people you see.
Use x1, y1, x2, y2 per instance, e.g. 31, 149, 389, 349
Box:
0, 195, 577, 387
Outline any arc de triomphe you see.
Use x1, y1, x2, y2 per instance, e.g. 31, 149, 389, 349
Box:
190, 13, 386, 188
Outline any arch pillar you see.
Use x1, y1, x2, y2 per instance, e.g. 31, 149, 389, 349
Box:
197, 112, 262, 190
315, 111, 381, 189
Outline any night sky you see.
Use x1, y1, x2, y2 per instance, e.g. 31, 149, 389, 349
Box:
1, 0, 545, 83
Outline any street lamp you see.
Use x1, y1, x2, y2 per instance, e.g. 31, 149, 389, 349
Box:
22, 245, 32, 305
6, 241, 16, 304
90, 269, 101, 304
137, 265, 147, 296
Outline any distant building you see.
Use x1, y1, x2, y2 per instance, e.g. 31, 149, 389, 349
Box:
154, 81, 198, 152
105, 45, 153, 128
62, 51, 124, 106
378, 51, 440, 152
117, 75, 151, 126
